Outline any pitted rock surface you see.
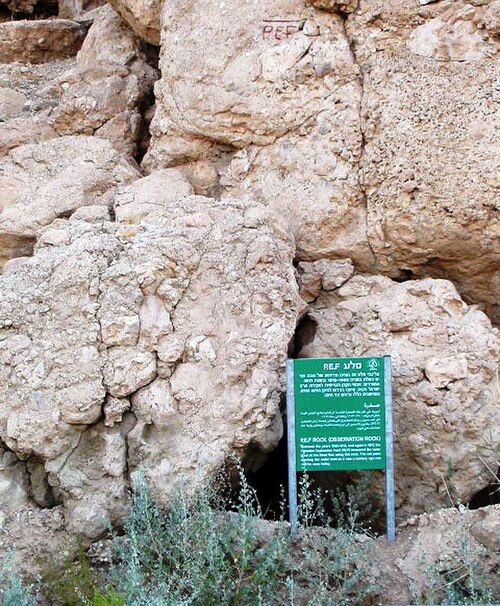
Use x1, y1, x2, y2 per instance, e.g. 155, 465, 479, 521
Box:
0, 136, 139, 266
143, 0, 499, 320
0, 19, 87, 63
0, 186, 303, 537
297, 261, 500, 519
347, 0, 500, 321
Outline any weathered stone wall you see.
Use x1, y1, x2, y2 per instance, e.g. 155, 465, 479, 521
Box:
0, 0, 498, 563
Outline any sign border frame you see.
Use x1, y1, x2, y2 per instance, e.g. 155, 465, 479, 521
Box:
286, 356, 395, 542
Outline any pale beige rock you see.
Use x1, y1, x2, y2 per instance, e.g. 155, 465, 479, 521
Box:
298, 258, 355, 302
0, 88, 26, 121
71, 204, 111, 222
0, 443, 30, 509
0, 9, 157, 158
48, 419, 132, 538
298, 264, 500, 519
103, 395, 130, 427
107, 0, 161, 45
0, 59, 71, 157
0, 187, 303, 536
346, 0, 500, 321
138, 0, 498, 317
145, 0, 373, 267
58, 0, 103, 19
0, 136, 139, 266
48, 6, 158, 156
0, 504, 72, 580
103, 347, 157, 398
49, 67, 144, 153
306, 0, 358, 12
408, 4, 495, 61
76, 4, 151, 70
0, 116, 57, 157
147, 1, 359, 154
480, 0, 500, 37
0, 19, 87, 64
114, 168, 194, 224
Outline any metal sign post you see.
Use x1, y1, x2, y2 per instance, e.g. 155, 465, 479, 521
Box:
286, 359, 298, 535
286, 355, 396, 542
384, 356, 395, 542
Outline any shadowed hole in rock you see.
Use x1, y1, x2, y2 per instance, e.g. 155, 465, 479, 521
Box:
0, 5, 11, 21
1, 0, 58, 20
55, 208, 76, 220
0, 234, 37, 265
394, 268, 415, 282
468, 473, 500, 509
237, 312, 387, 531
240, 435, 386, 533
287, 312, 318, 358
28, 458, 58, 508
242, 434, 289, 520
135, 43, 160, 164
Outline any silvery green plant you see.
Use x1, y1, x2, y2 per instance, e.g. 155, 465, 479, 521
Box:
0, 556, 37, 606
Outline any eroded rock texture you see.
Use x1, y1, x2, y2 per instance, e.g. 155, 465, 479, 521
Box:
0, 136, 139, 266
144, 0, 499, 321
0, 0, 498, 561
348, 0, 500, 322
49, 5, 158, 156
144, 0, 372, 268
369, 505, 500, 604
107, 0, 160, 45
0, 182, 303, 537
0, 6, 158, 158
297, 259, 500, 518
0, 19, 87, 63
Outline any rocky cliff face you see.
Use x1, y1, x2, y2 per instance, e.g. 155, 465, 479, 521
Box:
0, 0, 498, 571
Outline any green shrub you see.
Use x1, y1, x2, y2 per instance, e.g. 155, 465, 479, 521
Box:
109, 471, 291, 606
85, 588, 125, 606
0, 470, 378, 606
39, 539, 99, 606
0, 556, 37, 606
104, 469, 375, 606
329, 472, 380, 534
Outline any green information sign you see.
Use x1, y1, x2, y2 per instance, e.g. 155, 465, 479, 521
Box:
286, 355, 395, 541
293, 357, 386, 471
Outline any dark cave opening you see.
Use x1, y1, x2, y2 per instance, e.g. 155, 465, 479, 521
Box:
0, 0, 58, 21
468, 473, 500, 510
241, 431, 385, 534
134, 43, 160, 164
244, 434, 289, 520
287, 312, 318, 358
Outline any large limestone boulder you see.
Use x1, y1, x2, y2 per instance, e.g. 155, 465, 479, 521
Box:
0, 177, 303, 537
143, 0, 499, 319
144, 0, 373, 268
49, 5, 158, 156
0, 136, 140, 266
346, 0, 500, 321
107, 0, 161, 45
0, 8, 157, 159
0, 19, 87, 63
297, 259, 500, 519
